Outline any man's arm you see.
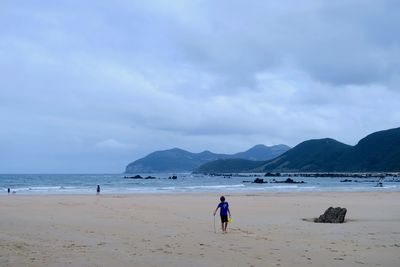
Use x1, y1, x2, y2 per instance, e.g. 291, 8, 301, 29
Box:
228, 207, 231, 217
213, 207, 219, 216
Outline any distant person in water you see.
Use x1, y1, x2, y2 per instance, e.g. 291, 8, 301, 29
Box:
96, 185, 100, 194
8, 188, 10, 194
213, 196, 231, 233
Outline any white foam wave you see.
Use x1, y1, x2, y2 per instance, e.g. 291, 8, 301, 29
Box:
183, 184, 245, 190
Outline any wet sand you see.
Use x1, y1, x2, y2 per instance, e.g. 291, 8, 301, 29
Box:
1, 192, 400, 266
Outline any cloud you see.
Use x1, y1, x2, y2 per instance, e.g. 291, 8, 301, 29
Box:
0, 0, 399, 172
95, 139, 136, 151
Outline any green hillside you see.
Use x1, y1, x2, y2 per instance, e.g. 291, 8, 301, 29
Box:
257, 138, 351, 172
195, 127, 400, 173
125, 144, 290, 173
334, 127, 400, 171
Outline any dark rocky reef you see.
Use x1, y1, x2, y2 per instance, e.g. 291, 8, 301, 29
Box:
124, 175, 157, 179
242, 178, 268, 183
253, 178, 267, 184
291, 173, 395, 178
243, 177, 304, 184
271, 178, 305, 184
124, 175, 143, 179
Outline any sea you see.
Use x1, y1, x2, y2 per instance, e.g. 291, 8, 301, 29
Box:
1, 173, 400, 195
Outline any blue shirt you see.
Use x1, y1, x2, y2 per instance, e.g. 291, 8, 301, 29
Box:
218, 202, 229, 216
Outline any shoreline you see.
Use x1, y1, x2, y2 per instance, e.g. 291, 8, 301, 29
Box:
2, 191, 400, 266
3, 173, 400, 196
2, 190, 400, 199
2, 186, 400, 196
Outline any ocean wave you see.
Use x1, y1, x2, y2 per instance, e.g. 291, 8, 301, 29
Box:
183, 184, 245, 190
269, 185, 299, 189
29, 186, 62, 191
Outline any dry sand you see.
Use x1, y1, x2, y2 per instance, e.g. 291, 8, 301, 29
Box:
1, 192, 400, 267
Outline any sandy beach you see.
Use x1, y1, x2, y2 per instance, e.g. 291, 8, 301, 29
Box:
1, 192, 400, 267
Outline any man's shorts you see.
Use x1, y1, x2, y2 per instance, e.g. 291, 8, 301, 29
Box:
220, 215, 228, 223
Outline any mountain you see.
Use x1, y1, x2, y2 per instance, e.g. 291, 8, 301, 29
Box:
232, 144, 290, 161
125, 148, 227, 173
196, 127, 400, 173
257, 138, 352, 172
333, 127, 400, 171
125, 144, 290, 173
195, 159, 266, 173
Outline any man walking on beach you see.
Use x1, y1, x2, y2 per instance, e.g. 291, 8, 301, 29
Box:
214, 196, 231, 233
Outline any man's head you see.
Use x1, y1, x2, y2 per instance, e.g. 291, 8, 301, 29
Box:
220, 196, 225, 202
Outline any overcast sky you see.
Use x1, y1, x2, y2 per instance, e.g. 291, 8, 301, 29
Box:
1, 0, 400, 173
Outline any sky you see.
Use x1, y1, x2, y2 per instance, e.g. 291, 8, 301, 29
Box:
1, 0, 400, 173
